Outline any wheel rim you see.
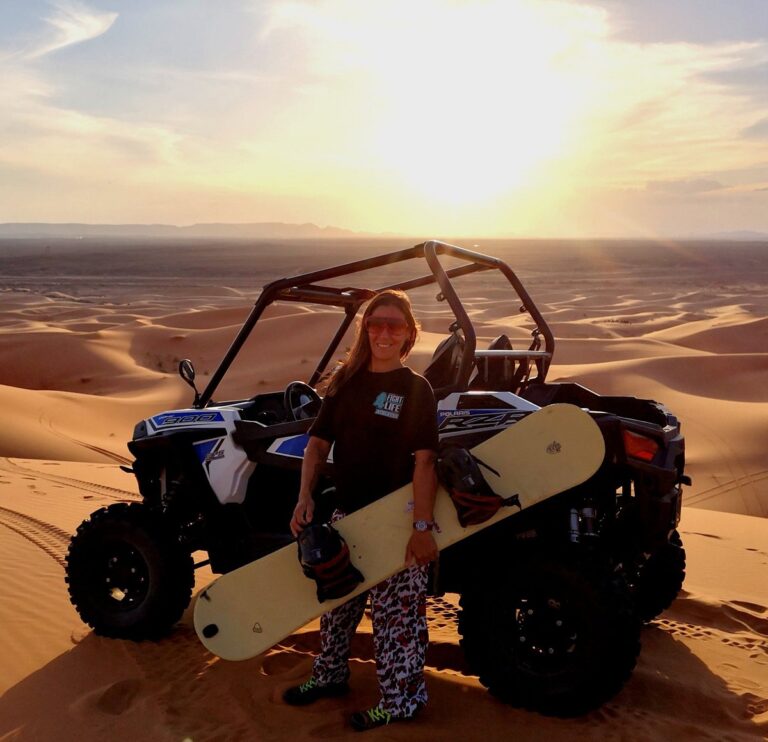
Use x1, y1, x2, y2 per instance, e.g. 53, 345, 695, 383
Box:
511, 592, 579, 672
92, 541, 151, 612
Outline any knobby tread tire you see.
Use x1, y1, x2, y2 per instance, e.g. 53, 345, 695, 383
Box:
634, 530, 686, 623
458, 554, 641, 717
65, 502, 194, 640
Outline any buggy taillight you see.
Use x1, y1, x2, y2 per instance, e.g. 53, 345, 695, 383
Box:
623, 429, 659, 462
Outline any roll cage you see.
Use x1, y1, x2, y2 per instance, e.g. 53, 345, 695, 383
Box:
197, 240, 555, 407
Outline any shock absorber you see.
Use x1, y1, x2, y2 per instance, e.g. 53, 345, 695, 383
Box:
569, 499, 598, 543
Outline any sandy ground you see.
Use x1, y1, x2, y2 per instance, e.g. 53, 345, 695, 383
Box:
0, 239, 766, 740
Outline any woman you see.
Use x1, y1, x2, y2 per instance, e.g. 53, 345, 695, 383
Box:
284, 289, 439, 732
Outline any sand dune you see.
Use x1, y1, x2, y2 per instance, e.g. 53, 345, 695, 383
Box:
657, 315, 768, 355
0, 240, 766, 739
553, 353, 768, 403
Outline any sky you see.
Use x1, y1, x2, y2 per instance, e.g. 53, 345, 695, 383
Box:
0, 0, 767, 238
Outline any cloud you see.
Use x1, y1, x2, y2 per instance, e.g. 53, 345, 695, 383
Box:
645, 179, 727, 195
26, 0, 117, 59
742, 117, 768, 139
703, 61, 768, 90
0, 62, 184, 188
576, 0, 768, 45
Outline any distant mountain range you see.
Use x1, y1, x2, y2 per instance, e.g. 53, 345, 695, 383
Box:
0, 223, 766, 241
0, 222, 369, 239
694, 230, 768, 241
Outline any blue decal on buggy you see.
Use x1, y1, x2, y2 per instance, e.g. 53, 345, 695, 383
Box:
194, 438, 221, 465
152, 411, 225, 428
274, 434, 310, 458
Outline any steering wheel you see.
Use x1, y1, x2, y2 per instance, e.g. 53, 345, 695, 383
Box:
283, 381, 322, 421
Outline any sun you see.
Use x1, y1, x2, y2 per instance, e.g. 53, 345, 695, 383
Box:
354, 1, 598, 205
249, 0, 608, 228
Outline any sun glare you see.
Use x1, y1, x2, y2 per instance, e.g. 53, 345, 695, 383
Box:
344, 1, 599, 204
263, 0, 601, 208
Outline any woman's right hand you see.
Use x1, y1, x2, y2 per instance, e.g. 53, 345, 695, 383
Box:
290, 496, 315, 537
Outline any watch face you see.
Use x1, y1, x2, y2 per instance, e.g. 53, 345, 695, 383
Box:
414, 520, 428, 532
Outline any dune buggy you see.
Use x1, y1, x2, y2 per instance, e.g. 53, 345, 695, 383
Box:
65, 240, 689, 716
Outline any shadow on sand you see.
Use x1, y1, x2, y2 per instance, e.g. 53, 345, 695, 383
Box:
2, 593, 766, 741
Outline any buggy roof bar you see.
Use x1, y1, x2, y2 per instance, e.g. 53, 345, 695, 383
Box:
198, 240, 554, 407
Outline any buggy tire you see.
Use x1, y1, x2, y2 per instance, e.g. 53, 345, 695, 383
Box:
65, 502, 194, 640
458, 554, 641, 717
633, 530, 686, 622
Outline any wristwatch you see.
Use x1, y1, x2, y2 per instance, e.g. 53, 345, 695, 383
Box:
412, 519, 435, 532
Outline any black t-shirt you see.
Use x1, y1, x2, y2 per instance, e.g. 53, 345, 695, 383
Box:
309, 367, 438, 514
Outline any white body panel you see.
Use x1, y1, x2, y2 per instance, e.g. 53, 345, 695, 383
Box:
144, 407, 256, 505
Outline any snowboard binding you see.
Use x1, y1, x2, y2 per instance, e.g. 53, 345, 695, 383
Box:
437, 446, 521, 527
298, 523, 364, 602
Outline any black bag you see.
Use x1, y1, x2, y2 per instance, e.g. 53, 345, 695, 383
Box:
297, 523, 364, 602
436, 446, 520, 527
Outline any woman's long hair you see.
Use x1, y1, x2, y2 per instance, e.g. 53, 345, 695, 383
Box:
323, 289, 418, 397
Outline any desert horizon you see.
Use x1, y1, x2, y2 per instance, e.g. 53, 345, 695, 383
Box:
0, 237, 765, 740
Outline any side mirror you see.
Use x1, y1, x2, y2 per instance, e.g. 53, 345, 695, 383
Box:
178, 359, 201, 407
179, 358, 196, 383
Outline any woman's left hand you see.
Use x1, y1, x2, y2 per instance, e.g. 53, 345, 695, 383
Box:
405, 530, 438, 566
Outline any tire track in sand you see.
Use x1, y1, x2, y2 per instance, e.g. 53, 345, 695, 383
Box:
37, 409, 132, 466
686, 470, 768, 507
655, 614, 768, 657
0, 457, 138, 501
0, 504, 71, 567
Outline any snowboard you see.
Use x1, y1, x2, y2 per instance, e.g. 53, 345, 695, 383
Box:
193, 403, 605, 661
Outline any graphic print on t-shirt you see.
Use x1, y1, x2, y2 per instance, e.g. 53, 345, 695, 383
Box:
373, 391, 405, 419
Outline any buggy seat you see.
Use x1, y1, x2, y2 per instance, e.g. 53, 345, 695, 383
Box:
423, 331, 464, 392
470, 334, 516, 390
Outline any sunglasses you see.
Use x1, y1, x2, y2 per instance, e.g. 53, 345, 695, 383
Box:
365, 316, 409, 334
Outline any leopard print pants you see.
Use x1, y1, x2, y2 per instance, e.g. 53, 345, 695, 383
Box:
312, 515, 429, 718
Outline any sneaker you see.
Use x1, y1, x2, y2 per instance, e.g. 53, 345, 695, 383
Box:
349, 706, 395, 732
350, 704, 423, 731
283, 677, 349, 706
